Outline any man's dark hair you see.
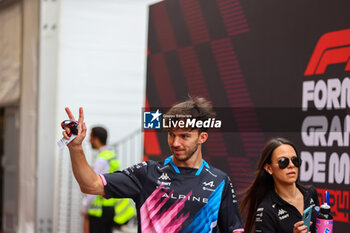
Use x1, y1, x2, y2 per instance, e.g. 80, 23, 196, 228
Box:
91, 126, 108, 145
164, 96, 216, 132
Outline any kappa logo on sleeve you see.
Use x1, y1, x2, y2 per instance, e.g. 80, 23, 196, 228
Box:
156, 173, 171, 187
304, 28, 350, 76
158, 173, 171, 181
278, 208, 289, 220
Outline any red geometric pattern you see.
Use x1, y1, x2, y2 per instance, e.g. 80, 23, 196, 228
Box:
179, 0, 210, 45
217, 0, 249, 36
146, 0, 264, 192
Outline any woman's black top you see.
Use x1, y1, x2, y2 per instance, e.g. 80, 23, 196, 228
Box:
255, 185, 319, 233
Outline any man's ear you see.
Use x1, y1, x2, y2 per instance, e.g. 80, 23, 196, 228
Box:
198, 132, 208, 144
264, 163, 272, 175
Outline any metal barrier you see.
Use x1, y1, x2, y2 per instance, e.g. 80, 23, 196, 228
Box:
55, 129, 142, 233
110, 129, 144, 170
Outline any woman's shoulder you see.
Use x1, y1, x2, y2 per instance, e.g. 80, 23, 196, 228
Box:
257, 191, 275, 210
256, 193, 278, 224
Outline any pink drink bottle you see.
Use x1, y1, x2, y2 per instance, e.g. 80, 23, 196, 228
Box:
316, 191, 333, 233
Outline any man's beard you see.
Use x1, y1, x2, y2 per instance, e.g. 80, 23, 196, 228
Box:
171, 144, 199, 162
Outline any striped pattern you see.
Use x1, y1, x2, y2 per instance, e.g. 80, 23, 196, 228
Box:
211, 38, 251, 107
228, 157, 254, 191
151, 2, 177, 51
211, 38, 265, 189
179, 0, 210, 45
178, 46, 210, 99
217, 0, 249, 36
150, 53, 177, 107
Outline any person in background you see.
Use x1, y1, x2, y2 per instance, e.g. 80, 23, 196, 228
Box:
82, 126, 135, 233
239, 137, 319, 233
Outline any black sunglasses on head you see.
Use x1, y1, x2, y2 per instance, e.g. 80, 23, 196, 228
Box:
277, 156, 302, 169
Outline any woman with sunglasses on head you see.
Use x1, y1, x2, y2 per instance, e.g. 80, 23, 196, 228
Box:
239, 137, 319, 233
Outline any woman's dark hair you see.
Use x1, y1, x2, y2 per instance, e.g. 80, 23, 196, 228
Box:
239, 137, 298, 233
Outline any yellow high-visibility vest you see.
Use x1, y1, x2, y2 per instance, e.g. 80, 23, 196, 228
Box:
114, 198, 136, 225
88, 195, 104, 217
88, 150, 119, 217
88, 150, 136, 224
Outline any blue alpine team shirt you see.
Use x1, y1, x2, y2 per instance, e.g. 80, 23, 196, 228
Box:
102, 156, 243, 233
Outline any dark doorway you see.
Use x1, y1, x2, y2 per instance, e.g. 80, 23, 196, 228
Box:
0, 108, 4, 232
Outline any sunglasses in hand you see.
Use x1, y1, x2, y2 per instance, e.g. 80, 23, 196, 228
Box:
61, 120, 79, 137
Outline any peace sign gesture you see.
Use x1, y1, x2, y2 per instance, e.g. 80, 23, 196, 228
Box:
63, 107, 87, 148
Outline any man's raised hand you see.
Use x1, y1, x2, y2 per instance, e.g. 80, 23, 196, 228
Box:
63, 107, 87, 147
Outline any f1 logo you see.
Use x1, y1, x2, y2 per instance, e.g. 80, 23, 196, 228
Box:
304, 28, 350, 76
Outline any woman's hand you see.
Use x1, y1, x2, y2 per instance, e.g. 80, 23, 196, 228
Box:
293, 221, 312, 233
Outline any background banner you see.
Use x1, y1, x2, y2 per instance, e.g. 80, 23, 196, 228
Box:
145, 0, 350, 230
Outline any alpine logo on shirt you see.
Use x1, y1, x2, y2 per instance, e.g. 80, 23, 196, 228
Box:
203, 181, 215, 192
203, 181, 214, 187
